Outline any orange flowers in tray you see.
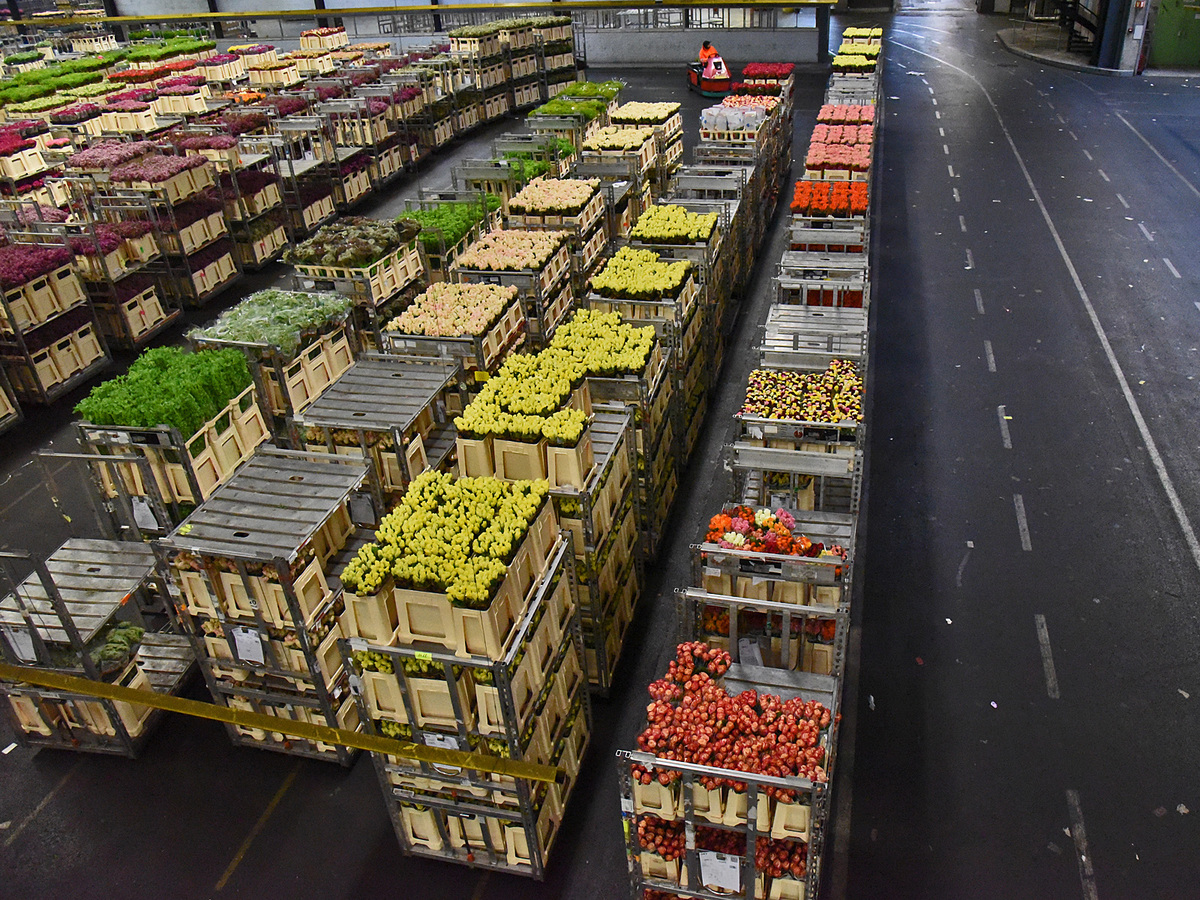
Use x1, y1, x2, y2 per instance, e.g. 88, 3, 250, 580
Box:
791, 180, 869, 217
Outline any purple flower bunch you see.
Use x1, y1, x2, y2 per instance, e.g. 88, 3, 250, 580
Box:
265, 95, 307, 116
158, 84, 201, 97
65, 140, 157, 170
104, 99, 153, 112
221, 110, 268, 135
314, 84, 345, 102
186, 237, 233, 274
106, 88, 157, 104
159, 75, 207, 89
16, 204, 69, 225
50, 103, 102, 125
339, 151, 370, 176
71, 225, 123, 256
112, 219, 155, 239
0, 243, 73, 290
234, 44, 274, 56
173, 194, 223, 227
178, 134, 237, 151
199, 53, 240, 66
111, 153, 207, 184
114, 272, 154, 303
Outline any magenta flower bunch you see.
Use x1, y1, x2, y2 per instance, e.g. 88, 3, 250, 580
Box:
265, 95, 307, 116
157, 84, 201, 97
71, 225, 123, 256
233, 44, 274, 56
50, 103, 102, 125
178, 134, 237, 151
159, 74, 206, 89
111, 219, 155, 239
15, 204, 69, 225
0, 133, 36, 157
106, 88, 157, 104
172, 194, 223, 227
104, 99, 153, 112
186, 237, 233, 273
314, 84, 345, 102
339, 151, 370, 176
0, 243, 73, 290
64, 140, 157, 170
220, 110, 268, 135
114, 272, 154, 303
111, 153, 207, 184
199, 53, 239, 66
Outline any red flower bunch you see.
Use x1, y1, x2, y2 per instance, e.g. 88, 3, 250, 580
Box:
0, 133, 36, 157
108, 66, 167, 84
741, 62, 795, 78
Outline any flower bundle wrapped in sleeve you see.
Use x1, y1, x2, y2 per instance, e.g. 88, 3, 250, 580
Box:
338, 470, 549, 605
739, 360, 863, 424
386, 282, 517, 337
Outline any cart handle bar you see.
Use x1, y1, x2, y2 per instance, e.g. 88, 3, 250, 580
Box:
0, 661, 560, 783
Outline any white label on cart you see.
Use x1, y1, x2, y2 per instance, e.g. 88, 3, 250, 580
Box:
620, 796, 634, 814
232, 626, 265, 665
3, 627, 36, 662
348, 638, 368, 653
424, 731, 463, 775
699, 851, 742, 891
704, 566, 720, 579
738, 638, 764, 667
748, 426, 764, 439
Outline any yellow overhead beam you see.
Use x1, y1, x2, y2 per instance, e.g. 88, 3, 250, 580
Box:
0, 660, 560, 783
2, 0, 833, 28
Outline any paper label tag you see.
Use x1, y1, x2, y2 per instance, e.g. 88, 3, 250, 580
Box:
704, 566, 721, 578
423, 731, 459, 750
738, 637, 764, 667
348, 638, 367, 653
3, 626, 36, 662
620, 796, 634, 814
232, 626, 265, 665
747, 425, 764, 439
698, 850, 742, 891
414, 651, 433, 663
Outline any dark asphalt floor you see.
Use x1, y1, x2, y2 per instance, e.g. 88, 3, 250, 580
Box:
3, 11, 1200, 900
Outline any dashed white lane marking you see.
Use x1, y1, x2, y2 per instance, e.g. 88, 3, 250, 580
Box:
984, 341, 997, 373
889, 37, 1200, 579
1057, 114, 1066, 124
1066, 791, 1100, 900
1164, 258, 1181, 278
928, 85, 935, 94
939, 127, 945, 136
1082, 149, 1093, 161
1097, 169, 1110, 182
932, 98, 938, 106
1115, 111, 1200, 201
959, 215, 967, 233
1035, 614, 1061, 699
1138, 223, 1154, 242
935, 110, 941, 119
997, 404, 1012, 448
974, 289, 985, 315
1048, 101, 1055, 110
943, 144, 950, 155
953, 187, 961, 203
1068, 129, 1078, 141
965, 248, 974, 269
948, 164, 956, 178
1116, 193, 1129, 208
1014, 494, 1032, 551
1194, 301, 1200, 314
4, 761, 81, 848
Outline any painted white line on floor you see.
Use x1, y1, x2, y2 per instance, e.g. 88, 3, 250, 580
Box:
1116, 193, 1129, 208
953, 187, 961, 203
4, 760, 81, 848
984, 340, 997, 373
1048, 101, 1055, 110
955, 546, 972, 587
889, 37, 1200, 579
1115, 111, 1200, 201
1067, 791, 1100, 900
1138, 223, 1154, 242
997, 405, 1012, 448
928, 85, 935, 94
1194, 301, 1200, 315
943, 143, 950, 155
1068, 129, 1078, 141
935, 110, 942, 119
939, 127, 945, 137
1057, 114, 1066, 124
1164, 258, 1181, 278
975, 289, 985, 315
1035, 614, 1061, 699
959, 215, 967, 233
932, 98, 938, 106
965, 248, 974, 269
216, 761, 302, 891
1097, 169, 1110, 182
1014, 494, 1032, 551
2, 742, 14, 755
1082, 149, 1093, 161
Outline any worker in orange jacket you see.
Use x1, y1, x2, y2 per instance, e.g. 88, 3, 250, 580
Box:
699, 41, 719, 63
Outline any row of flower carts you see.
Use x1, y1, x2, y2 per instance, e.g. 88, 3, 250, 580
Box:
0, 18, 579, 430
0, 30, 829, 892
616, 28, 881, 900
